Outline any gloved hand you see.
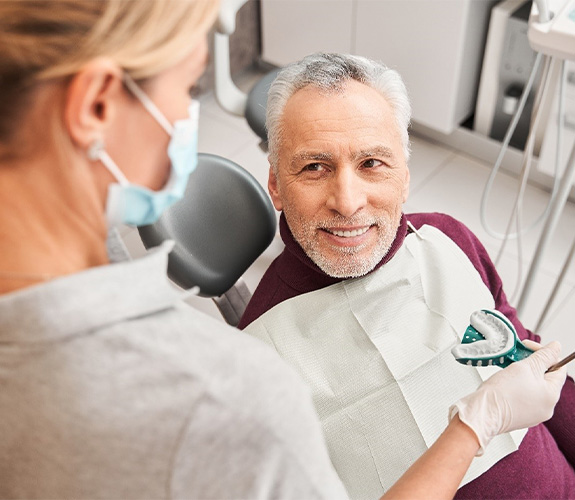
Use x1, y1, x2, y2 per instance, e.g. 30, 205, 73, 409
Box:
449, 341, 567, 455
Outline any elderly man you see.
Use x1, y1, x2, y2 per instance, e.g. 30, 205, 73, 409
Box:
239, 53, 575, 500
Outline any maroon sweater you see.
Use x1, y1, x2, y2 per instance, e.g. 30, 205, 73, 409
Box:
240, 212, 575, 499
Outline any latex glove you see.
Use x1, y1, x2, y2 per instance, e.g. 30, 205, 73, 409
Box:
449, 341, 567, 455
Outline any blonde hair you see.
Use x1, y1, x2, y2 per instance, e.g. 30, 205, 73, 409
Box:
0, 0, 218, 141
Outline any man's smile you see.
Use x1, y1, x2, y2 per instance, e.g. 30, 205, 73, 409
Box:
323, 226, 371, 238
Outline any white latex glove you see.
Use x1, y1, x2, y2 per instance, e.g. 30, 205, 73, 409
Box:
449, 341, 567, 455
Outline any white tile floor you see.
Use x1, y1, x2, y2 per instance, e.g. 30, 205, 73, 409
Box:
123, 72, 575, 376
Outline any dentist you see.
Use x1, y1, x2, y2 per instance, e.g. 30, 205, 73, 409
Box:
0, 2, 566, 499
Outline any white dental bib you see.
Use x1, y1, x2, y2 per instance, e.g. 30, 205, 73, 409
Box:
245, 225, 525, 500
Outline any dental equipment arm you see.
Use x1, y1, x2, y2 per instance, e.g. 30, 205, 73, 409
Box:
534, 0, 552, 22
214, 0, 249, 116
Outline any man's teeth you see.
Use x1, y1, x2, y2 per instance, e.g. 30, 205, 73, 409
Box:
329, 227, 370, 238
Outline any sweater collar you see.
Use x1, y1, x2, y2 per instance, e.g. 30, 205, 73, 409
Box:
276, 212, 408, 293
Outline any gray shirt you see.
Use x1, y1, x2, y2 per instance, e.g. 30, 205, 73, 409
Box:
0, 242, 348, 499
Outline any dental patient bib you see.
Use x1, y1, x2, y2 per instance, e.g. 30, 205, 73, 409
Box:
245, 224, 526, 500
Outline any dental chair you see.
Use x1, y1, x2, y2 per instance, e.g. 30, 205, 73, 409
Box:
138, 153, 277, 326
214, 0, 281, 148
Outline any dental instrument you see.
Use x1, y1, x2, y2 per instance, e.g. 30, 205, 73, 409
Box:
548, 350, 575, 371
453, 308, 575, 371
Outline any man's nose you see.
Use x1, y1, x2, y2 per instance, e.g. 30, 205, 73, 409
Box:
325, 168, 368, 218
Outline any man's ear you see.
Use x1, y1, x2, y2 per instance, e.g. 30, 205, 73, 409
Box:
402, 166, 410, 203
64, 58, 124, 149
268, 164, 284, 212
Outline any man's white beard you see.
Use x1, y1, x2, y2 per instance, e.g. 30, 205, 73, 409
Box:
285, 209, 402, 279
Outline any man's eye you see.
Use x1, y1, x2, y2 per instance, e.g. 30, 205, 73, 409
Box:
303, 163, 324, 172
363, 159, 383, 169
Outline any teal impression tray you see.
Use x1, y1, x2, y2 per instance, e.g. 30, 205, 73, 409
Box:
452, 309, 535, 368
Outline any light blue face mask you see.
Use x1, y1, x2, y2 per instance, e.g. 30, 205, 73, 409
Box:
88, 74, 200, 227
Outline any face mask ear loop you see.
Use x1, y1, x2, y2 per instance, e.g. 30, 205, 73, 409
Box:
87, 140, 130, 187
123, 73, 174, 136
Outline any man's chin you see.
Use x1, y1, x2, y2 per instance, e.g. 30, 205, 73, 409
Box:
322, 266, 373, 279
309, 250, 381, 279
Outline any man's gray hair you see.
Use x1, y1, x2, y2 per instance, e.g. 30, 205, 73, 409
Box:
266, 53, 412, 169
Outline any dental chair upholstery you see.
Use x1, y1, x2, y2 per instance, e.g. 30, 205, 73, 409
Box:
138, 153, 277, 326
243, 67, 282, 144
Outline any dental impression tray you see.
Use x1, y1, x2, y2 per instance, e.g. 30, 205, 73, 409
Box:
452, 309, 535, 368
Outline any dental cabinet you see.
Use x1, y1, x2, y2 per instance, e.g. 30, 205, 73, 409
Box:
260, 0, 499, 134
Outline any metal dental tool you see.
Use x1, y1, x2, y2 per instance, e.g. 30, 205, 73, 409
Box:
547, 350, 575, 372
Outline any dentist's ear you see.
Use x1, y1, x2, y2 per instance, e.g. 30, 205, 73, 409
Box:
64, 58, 123, 150
268, 163, 284, 212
